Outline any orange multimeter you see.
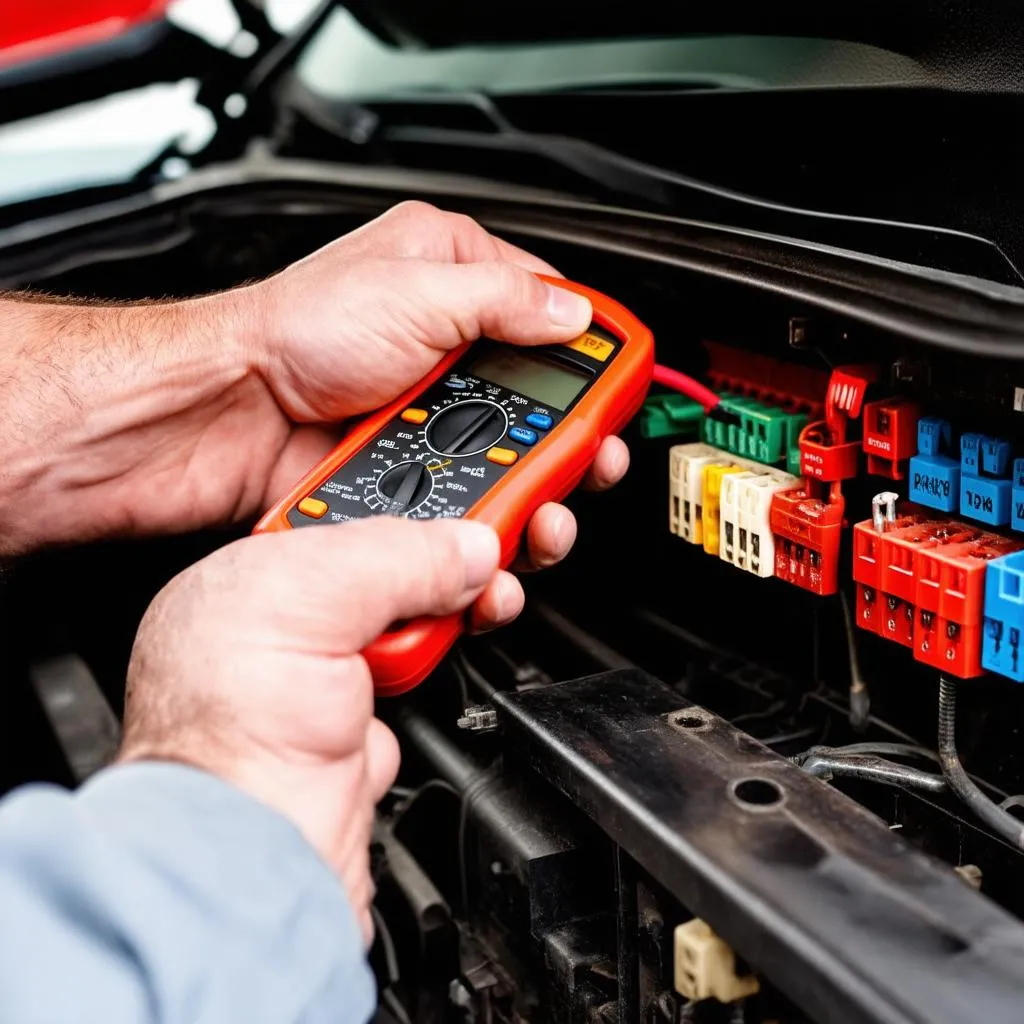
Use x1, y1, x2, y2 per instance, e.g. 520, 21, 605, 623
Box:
254, 276, 654, 696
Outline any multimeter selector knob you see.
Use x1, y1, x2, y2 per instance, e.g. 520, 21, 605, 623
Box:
427, 400, 507, 456
377, 461, 433, 513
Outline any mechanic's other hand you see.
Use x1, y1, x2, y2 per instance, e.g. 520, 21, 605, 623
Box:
118, 516, 501, 947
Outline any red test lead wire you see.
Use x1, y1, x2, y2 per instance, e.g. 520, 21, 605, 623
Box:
651, 363, 720, 411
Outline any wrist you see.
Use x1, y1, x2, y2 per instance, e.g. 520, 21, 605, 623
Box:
0, 292, 261, 553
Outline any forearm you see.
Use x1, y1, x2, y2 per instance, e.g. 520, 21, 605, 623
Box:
0, 763, 374, 1023
0, 291, 259, 554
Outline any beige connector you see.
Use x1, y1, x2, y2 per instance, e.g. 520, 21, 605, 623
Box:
673, 919, 760, 1004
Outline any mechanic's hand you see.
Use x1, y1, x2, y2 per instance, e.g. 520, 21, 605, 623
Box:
119, 515, 500, 946
238, 201, 628, 630
0, 202, 627, 626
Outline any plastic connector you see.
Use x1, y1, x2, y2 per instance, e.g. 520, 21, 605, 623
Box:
641, 393, 705, 439
852, 497, 939, 639
876, 520, 973, 647
720, 468, 799, 576
798, 364, 875, 483
669, 443, 723, 543
960, 433, 1012, 527
702, 394, 807, 467
769, 487, 844, 595
702, 463, 743, 556
862, 397, 920, 479
799, 422, 861, 482
909, 417, 959, 513
983, 551, 1024, 682
673, 919, 760, 1005
852, 499, 1023, 678
1012, 458, 1024, 533
915, 535, 1020, 677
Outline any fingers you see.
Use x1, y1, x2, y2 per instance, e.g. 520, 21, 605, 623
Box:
422, 260, 592, 346
262, 516, 500, 651
519, 503, 577, 572
469, 570, 525, 632
584, 435, 630, 491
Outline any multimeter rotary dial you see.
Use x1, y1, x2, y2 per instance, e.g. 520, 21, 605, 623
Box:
426, 400, 508, 457
375, 461, 434, 514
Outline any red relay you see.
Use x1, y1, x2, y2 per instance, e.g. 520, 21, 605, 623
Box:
853, 512, 947, 647
770, 487, 844, 596
853, 504, 1024, 678
914, 535, 1022, 676
862, 397, 921, 480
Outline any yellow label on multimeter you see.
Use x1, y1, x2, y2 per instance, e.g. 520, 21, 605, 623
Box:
566, 331, 615, 362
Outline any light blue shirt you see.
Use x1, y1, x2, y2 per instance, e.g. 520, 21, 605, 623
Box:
0, 762, 376, 1023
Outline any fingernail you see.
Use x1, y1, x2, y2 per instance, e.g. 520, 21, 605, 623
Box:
611, 444, 629, 479
494, 574, 519, 623
550, 509, 573, 555
545, 284, 592, 329
454, 521, 500, 589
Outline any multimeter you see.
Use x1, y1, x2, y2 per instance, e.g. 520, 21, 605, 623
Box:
254, 276, 654, 696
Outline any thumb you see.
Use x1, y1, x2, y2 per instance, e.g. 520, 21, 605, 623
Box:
422, 261, 592, 345
268, 516, 500, 651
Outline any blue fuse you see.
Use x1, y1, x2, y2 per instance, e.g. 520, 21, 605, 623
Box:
960, 433, 1012, 526
982, 551, 1024, 682
909, 417, 959, 513
1012, 458, 1024, 533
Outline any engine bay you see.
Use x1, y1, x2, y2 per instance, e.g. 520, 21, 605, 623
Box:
4, 175, 1024, 1023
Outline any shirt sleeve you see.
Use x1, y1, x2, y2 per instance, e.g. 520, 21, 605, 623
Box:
0, 762, 376, 1024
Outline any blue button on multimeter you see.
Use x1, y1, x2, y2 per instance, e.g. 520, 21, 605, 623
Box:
525, 413, 553, 431
508, 426, 539, 446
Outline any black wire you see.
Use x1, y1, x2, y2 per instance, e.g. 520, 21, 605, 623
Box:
730, 699, 788, 727
938, 678, 1024, 850
450, 656, 471, 709
390, 779, 460, 828
457, 650, 497, 699
840, 590, 870, 732
758, 725, 820, 748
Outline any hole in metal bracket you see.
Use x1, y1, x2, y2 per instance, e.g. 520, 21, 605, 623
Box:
730, 777, 785, 810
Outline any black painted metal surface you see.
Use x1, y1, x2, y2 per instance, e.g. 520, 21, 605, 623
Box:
493, 669, 1024, 1024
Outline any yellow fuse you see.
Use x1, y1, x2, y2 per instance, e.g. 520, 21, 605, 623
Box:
702, 464, 743, 556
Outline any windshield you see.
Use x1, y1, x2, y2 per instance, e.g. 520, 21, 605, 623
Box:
295, 8, 925, 98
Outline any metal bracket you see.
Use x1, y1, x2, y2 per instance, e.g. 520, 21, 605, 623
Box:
492, 668, 1024, 1024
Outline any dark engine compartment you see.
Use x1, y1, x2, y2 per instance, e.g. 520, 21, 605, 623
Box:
4, 179, 1024, 1023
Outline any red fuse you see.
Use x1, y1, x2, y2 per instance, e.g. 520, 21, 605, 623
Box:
862, 397, 921, 480
769, 486, 844, 596
852, 496, 936, 637
913, 533, 1024, 678
876, 520, 977, 647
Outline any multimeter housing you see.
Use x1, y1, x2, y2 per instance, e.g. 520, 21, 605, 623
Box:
254, 277, 654, 695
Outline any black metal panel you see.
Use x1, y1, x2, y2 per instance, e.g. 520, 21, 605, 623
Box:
492, 669, 1024, 1024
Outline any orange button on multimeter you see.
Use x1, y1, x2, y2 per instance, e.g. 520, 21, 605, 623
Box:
254, 276, 654, 696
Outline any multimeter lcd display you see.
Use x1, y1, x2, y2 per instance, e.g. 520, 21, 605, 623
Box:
469, 348, 591, 411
